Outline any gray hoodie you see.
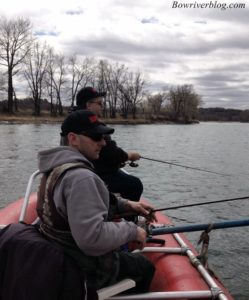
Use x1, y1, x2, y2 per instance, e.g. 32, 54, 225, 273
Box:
38, 146, 138, 256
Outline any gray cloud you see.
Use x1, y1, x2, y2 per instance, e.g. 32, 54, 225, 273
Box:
201, 6, 249, 24
141, 17, 159, 24
62, 26, 249, 109
34, 30, 59, 37
65, 9, 83, 15
2, 1, 248, 108
194, 20, 207, 24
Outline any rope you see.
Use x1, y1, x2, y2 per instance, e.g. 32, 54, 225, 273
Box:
197, 224, 214, 267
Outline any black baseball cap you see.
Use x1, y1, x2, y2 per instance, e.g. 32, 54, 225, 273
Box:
61, 110, 114, 137
76, 86, 106, 107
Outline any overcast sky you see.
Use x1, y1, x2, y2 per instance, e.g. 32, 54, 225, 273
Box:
1, 0, 248, 109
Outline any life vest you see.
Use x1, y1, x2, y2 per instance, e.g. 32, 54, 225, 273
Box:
37, 162, 92, 231
36, 162, 120, 290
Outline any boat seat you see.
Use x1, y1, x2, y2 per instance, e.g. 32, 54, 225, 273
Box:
97, 279, 136, 300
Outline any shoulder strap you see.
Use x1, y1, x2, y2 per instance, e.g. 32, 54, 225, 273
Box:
46, 162, 93, 199
37, 162, 93, 230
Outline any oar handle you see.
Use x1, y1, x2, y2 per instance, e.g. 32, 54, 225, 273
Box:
151, 219, 249, 235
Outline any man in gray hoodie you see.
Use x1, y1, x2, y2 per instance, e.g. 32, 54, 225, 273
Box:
37, 110, 155, 293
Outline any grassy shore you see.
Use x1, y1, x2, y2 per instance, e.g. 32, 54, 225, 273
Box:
0, 113, 64, 124
0, 112, 153, 125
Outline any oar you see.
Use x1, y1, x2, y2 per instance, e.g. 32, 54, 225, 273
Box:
150, 219, 249, 235
140, 156, 230, 176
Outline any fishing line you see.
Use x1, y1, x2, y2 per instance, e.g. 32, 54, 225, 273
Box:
140, 156, 230, 176
151, 196, 249, 213
114, 196, 249, 220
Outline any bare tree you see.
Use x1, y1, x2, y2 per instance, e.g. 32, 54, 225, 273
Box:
67, 55, 96, 107
98, 61, 126, 118
44, 48, 56, 116
0, 71, 7, 111
23, 41, 49, 115
0, 16, 34, 113
147, 92, 167, 117
0, 71, 7, 96
119, 71, 146, 119
44, 49, 67, 116
94, 60, 110, 118
53, 54, 67, 115
168, 84, 202, 122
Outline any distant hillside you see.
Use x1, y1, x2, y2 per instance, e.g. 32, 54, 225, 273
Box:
198, 107, 249, 122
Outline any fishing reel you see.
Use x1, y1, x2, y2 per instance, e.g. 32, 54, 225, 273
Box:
136, 216, 165, 245
120, 161, 139, 168
129, 161, 139, 167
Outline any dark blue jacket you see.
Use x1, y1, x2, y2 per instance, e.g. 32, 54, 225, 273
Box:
0, 223, 97, 300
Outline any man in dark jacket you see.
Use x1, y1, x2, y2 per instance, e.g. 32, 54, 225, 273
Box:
74, 86, 143, 201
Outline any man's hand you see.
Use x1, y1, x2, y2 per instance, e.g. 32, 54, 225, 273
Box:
133, 227, 147, 250
127, 152, 140, 161
126, 201, 157, 223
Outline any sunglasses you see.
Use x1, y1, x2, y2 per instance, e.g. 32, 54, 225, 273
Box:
80, 132, 105, 142
90, 101, 103, 107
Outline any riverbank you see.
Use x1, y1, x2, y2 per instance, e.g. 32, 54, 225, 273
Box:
0, 110, 201, 125
0, 112, 158, 125
0, 114, 64, 124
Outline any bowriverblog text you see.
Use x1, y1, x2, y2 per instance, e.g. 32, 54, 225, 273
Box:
172, 1, 246, 10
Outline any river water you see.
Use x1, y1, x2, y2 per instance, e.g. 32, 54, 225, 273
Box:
0, 122, 248, 299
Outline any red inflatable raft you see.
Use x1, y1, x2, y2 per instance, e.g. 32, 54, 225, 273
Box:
0, 171, 234, 300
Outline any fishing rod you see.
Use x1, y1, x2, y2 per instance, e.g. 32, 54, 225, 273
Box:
114, 196, 249, 220
140, 156, 229, 176
151, 195, 249, 213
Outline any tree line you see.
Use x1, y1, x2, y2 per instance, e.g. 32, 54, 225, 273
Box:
199, 107, 249, 122
0, 16, 202, 122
